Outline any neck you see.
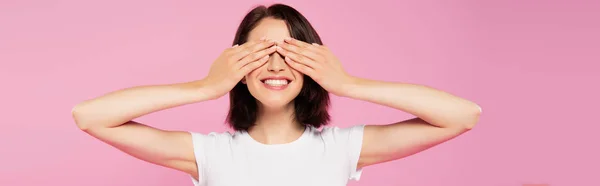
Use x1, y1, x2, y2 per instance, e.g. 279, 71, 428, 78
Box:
248, 102, 305, 145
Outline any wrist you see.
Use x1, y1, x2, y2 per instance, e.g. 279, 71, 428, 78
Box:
337, 76, 363, 98
180, 79, 219, 101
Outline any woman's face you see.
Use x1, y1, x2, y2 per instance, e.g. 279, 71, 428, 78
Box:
243, 17, 304, 109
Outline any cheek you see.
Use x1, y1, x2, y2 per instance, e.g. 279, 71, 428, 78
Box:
291, 73, 305, 90
245, 68, 261, 81
296, 75, 305, 86
290, 69, 303, 80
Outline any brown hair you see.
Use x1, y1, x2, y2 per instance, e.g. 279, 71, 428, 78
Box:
226, 4, 330, 131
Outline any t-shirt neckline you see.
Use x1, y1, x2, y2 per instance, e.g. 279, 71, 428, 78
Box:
240, 126, 311, 149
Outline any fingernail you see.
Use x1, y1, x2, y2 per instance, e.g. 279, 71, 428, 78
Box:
232, 44, 239, 48
312, 43, 319, 46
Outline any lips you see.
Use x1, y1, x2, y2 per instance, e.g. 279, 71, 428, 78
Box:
260, 76, 292, 90
260, 76, 292, 83
263, 79, 289, 86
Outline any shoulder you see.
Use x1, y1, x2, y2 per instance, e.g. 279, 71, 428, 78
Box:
311, 125, 366, 145
189, 130, 234, 139
319, 125, 366, 138
314, 125, 366, 180
187, 131, 238, 185
188, 131, 237, 149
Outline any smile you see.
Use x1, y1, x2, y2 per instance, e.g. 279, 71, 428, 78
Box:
261, 78, 291, 90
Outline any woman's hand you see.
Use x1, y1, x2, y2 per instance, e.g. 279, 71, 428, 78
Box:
276, 37, 355, 97
202, 38, 277, 99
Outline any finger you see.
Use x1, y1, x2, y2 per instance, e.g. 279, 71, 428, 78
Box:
284, 37, 323, 55
236, 45, 277, 69
223, 44, 239, 54
240, 55, 270, 75
278, 41, 322, 61
284, 56, 316, 77
232, 39, 275, 61
308, 43, 329, 57
277, 46, 319, 68
232, 36, 267, 51
284, 37, 312, 49
313, 43, 330, 52
310, 42, 325, 50
228, 39, 256, 53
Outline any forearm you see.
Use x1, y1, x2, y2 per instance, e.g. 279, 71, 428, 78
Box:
342, 77, 481, 129
72, 79, 214, 130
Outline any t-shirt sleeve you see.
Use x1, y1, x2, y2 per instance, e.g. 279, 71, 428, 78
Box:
322, 124, 366, 181
345, 124, 366, 181
189, 132, 207, 186
188, 131, 233, 186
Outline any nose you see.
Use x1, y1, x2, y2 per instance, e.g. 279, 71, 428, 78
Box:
266, 54, 287, 72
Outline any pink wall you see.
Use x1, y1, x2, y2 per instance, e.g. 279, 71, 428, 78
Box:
1, 0, 598, 185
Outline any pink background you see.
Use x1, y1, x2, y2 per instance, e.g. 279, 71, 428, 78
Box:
1, 0, 598, 185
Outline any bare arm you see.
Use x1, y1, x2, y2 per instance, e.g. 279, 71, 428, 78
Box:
71, 39, 276, 179
340, 78, 481, 168
71, 80, 215, 176
270, 37, 480, 170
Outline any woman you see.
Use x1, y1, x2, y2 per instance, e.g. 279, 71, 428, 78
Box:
72, 4, 481, 186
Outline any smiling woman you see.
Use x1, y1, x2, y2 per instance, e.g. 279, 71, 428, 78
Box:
71, 3, 481, 186
228, 5, 330, 132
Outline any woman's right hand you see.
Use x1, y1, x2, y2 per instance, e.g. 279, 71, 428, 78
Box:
71, 38, 277, 181
201, 38, 277, 100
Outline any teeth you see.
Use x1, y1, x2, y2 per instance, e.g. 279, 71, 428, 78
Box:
264, 79, 289, 86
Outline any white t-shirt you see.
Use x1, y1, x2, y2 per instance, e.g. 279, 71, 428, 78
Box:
189, 124, 365, 186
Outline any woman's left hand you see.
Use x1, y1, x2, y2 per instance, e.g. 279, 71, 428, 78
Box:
276, 37, 356, 97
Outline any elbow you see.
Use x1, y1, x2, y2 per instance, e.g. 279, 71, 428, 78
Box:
463, 104, 482, 130
437, 103, 481, 131
71, 103, 91, 131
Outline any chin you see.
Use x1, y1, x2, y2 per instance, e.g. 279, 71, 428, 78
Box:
253, 88, 300, 108
257, 97, 295, 109
248, 80, 302, 110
